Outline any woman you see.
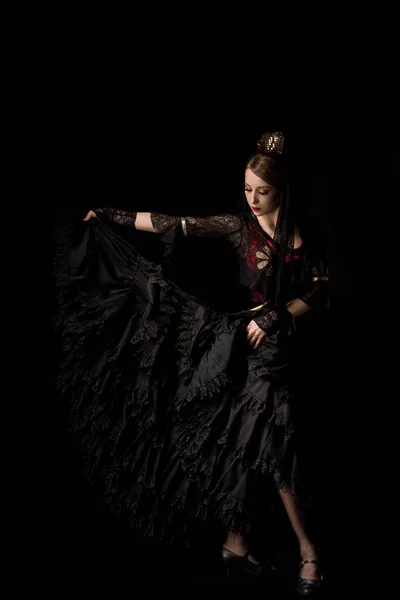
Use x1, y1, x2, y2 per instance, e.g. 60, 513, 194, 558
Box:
54, 132, 328, 594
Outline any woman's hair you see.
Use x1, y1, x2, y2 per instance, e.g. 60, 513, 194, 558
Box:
246, 152, 287, 189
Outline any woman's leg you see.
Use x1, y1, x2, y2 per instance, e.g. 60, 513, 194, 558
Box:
279, 489, 320, 580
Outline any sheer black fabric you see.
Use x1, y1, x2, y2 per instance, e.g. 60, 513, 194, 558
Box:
53, 206, 329, 546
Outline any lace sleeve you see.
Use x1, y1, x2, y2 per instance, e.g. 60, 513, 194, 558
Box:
95, 209, 243, 246
253, 307, 292, 335
149, 213, 180, 233
150, 213, 243, 246
95, 207, 137, 226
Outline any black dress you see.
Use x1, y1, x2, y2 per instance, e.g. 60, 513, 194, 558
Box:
53, 208, 329, 545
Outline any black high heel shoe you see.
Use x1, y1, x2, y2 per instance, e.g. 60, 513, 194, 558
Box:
221, 547, 277, 578
296, 559, 323, 595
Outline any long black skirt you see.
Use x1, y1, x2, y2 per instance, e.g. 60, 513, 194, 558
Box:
53, 217, 310, 546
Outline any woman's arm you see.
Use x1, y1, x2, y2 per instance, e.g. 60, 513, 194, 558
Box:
84, 209, 153, 230
85, 209, 243, 240
248, 248, 330, 348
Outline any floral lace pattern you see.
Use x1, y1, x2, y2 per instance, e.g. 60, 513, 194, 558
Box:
96, 208, 137, 226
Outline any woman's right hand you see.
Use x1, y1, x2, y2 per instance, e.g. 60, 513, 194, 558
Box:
83, 210, 97, 221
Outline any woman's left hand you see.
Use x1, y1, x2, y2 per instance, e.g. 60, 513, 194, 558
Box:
246, 320, 266, 350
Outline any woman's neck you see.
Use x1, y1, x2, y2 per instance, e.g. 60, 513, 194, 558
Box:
256, 208, 280, 235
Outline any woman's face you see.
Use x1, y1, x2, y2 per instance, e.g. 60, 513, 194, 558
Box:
244, 168, 281, 216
